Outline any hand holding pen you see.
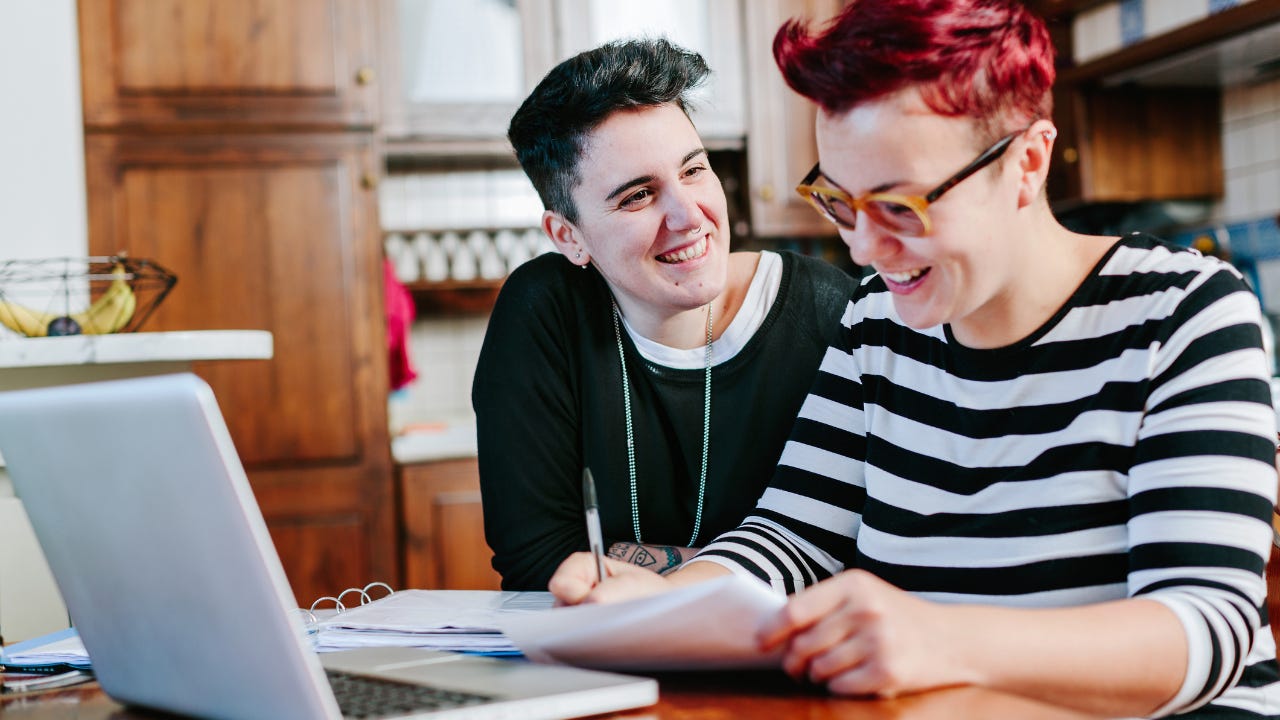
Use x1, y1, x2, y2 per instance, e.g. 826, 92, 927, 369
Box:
582, 468, 609, 585
549, 467, 676, 604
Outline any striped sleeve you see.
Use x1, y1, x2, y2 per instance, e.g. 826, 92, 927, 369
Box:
1127, 267, 1277, 715
695, 295, 867, 592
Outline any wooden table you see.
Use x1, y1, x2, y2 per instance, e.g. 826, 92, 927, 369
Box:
1, 670, 1109, 719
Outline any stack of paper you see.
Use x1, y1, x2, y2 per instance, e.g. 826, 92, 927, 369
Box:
0, 628, 92, 671
313, 590, 554, 656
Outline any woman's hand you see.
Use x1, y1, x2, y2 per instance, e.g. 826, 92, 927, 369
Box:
547, 551, 676, 605
757, 569, 970, 698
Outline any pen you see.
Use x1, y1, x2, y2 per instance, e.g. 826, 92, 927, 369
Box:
582, 467, 609, 584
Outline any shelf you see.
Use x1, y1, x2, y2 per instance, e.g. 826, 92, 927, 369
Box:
382, 137, 517, 163
1059, 0, 1280, 85
406, 279, 504, 315
1026, 0, 1111, 21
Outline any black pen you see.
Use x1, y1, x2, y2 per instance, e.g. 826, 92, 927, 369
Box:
582, 468, 609, 584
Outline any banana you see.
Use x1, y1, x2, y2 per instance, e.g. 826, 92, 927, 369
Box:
71, 265, 136, 335
0, 263, 136, 337
0, 297, 59, 337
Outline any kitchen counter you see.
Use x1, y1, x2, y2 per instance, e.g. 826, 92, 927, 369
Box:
0, 330, 272, 390
392, 417, 477, 464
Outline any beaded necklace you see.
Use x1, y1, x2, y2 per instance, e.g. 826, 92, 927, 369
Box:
610, 300, 711, 546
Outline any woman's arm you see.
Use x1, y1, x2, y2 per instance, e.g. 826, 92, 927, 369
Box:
758, 571, 1187, 716
473, 260, 588, 590
607, 542, 698, 574
549, 550, 733, 605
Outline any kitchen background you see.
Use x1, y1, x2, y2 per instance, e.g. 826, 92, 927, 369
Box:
1, 0, 1279, 644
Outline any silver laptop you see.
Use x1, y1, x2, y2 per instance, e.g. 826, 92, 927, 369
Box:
0, 373, 656, 720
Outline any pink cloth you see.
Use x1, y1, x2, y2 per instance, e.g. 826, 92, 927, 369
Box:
384, 258, 418, 391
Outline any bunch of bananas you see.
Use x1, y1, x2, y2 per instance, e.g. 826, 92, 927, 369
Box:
0, 263, 137, 337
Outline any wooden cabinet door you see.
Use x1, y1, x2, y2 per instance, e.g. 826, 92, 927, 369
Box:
79, 0, 379, 129
742, 0, 843, 238
83, 132, 394, 605
1050, 86, 1223, 206
400, 459, 502, 590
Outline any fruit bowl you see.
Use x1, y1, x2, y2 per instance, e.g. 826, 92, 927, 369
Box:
0, 256, 177, 338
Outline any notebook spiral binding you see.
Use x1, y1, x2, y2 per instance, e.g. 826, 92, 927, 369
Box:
296, 581, 396, 629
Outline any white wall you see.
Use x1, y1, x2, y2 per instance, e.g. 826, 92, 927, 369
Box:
0, 0, 83, 644
0, 0, 87, 261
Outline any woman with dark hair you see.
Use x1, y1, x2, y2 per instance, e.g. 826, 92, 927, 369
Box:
549, 2, 1280, 717
474, 38, 857, 591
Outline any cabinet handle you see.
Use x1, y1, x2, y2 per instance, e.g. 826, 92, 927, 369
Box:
361, 172, 378, 190
356, 67, 377, 86
1062, 147, 1079, 164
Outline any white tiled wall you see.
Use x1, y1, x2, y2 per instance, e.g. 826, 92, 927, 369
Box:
1219, 77, 1280, 222
392, 315, 492, 429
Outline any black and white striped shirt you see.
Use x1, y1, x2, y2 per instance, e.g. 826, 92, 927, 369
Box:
696, 234, 1280, 717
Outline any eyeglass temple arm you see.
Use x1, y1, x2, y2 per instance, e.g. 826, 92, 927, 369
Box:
923, 132, 1019, 203
799, 162, 822, 187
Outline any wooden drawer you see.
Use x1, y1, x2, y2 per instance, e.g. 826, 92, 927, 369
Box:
399, 458, 501, 590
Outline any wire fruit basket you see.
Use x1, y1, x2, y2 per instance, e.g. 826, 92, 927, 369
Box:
0, 256, 178, 338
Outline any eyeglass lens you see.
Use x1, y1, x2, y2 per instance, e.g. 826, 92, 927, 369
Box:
809, 193, 927, 236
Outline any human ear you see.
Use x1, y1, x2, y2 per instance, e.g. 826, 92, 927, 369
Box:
543, 211, 590, 266
1015, 120, 1056, 208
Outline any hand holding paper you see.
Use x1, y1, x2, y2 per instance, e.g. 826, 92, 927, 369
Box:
498, 573, 786, 671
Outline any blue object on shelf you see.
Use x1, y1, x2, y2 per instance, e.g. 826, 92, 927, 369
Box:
1119, 0, 1144, 46
1170, 214, 1280, 306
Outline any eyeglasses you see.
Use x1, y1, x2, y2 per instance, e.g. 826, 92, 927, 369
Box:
795, 126, 1029, 237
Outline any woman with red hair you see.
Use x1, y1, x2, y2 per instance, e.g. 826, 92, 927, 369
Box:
549, 1, 1280, 717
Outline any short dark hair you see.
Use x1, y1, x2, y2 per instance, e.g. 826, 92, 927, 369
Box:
508, 38, 710, 223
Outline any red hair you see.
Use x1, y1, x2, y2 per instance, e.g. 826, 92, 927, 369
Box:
774, 0, 1055, 134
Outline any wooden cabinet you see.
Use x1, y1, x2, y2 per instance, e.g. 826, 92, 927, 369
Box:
377, 0, 555, 141
1048, 86, 1223, 207
399, 459, 501, 590
742, 0, 843, 238
379, 0, 745, 148
78, 0, 393, 606
1038, 0, 1280, 209
79, 0, 379, 130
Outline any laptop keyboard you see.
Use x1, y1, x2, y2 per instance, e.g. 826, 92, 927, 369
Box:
326, 669, 498, 719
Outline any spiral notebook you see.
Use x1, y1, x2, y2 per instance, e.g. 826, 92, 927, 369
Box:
0, 373, 656, 720
304, 582, 554, 655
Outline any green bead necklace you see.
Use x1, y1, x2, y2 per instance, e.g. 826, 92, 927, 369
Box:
611, 300, 711, 547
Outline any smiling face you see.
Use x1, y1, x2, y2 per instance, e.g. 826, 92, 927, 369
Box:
547, 104, 730, 330
816, 89, 1032, 337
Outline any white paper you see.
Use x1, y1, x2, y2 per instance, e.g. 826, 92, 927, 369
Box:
1, 628, 91, 668
312, 590, 553, 654
496, 573, 786, 671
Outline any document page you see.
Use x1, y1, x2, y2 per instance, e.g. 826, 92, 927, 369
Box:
313, 590, 553, 654
496, 573, 786, 671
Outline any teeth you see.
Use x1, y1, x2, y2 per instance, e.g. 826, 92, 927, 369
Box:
657, 236, 708, 264
882, 268, 925, 284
